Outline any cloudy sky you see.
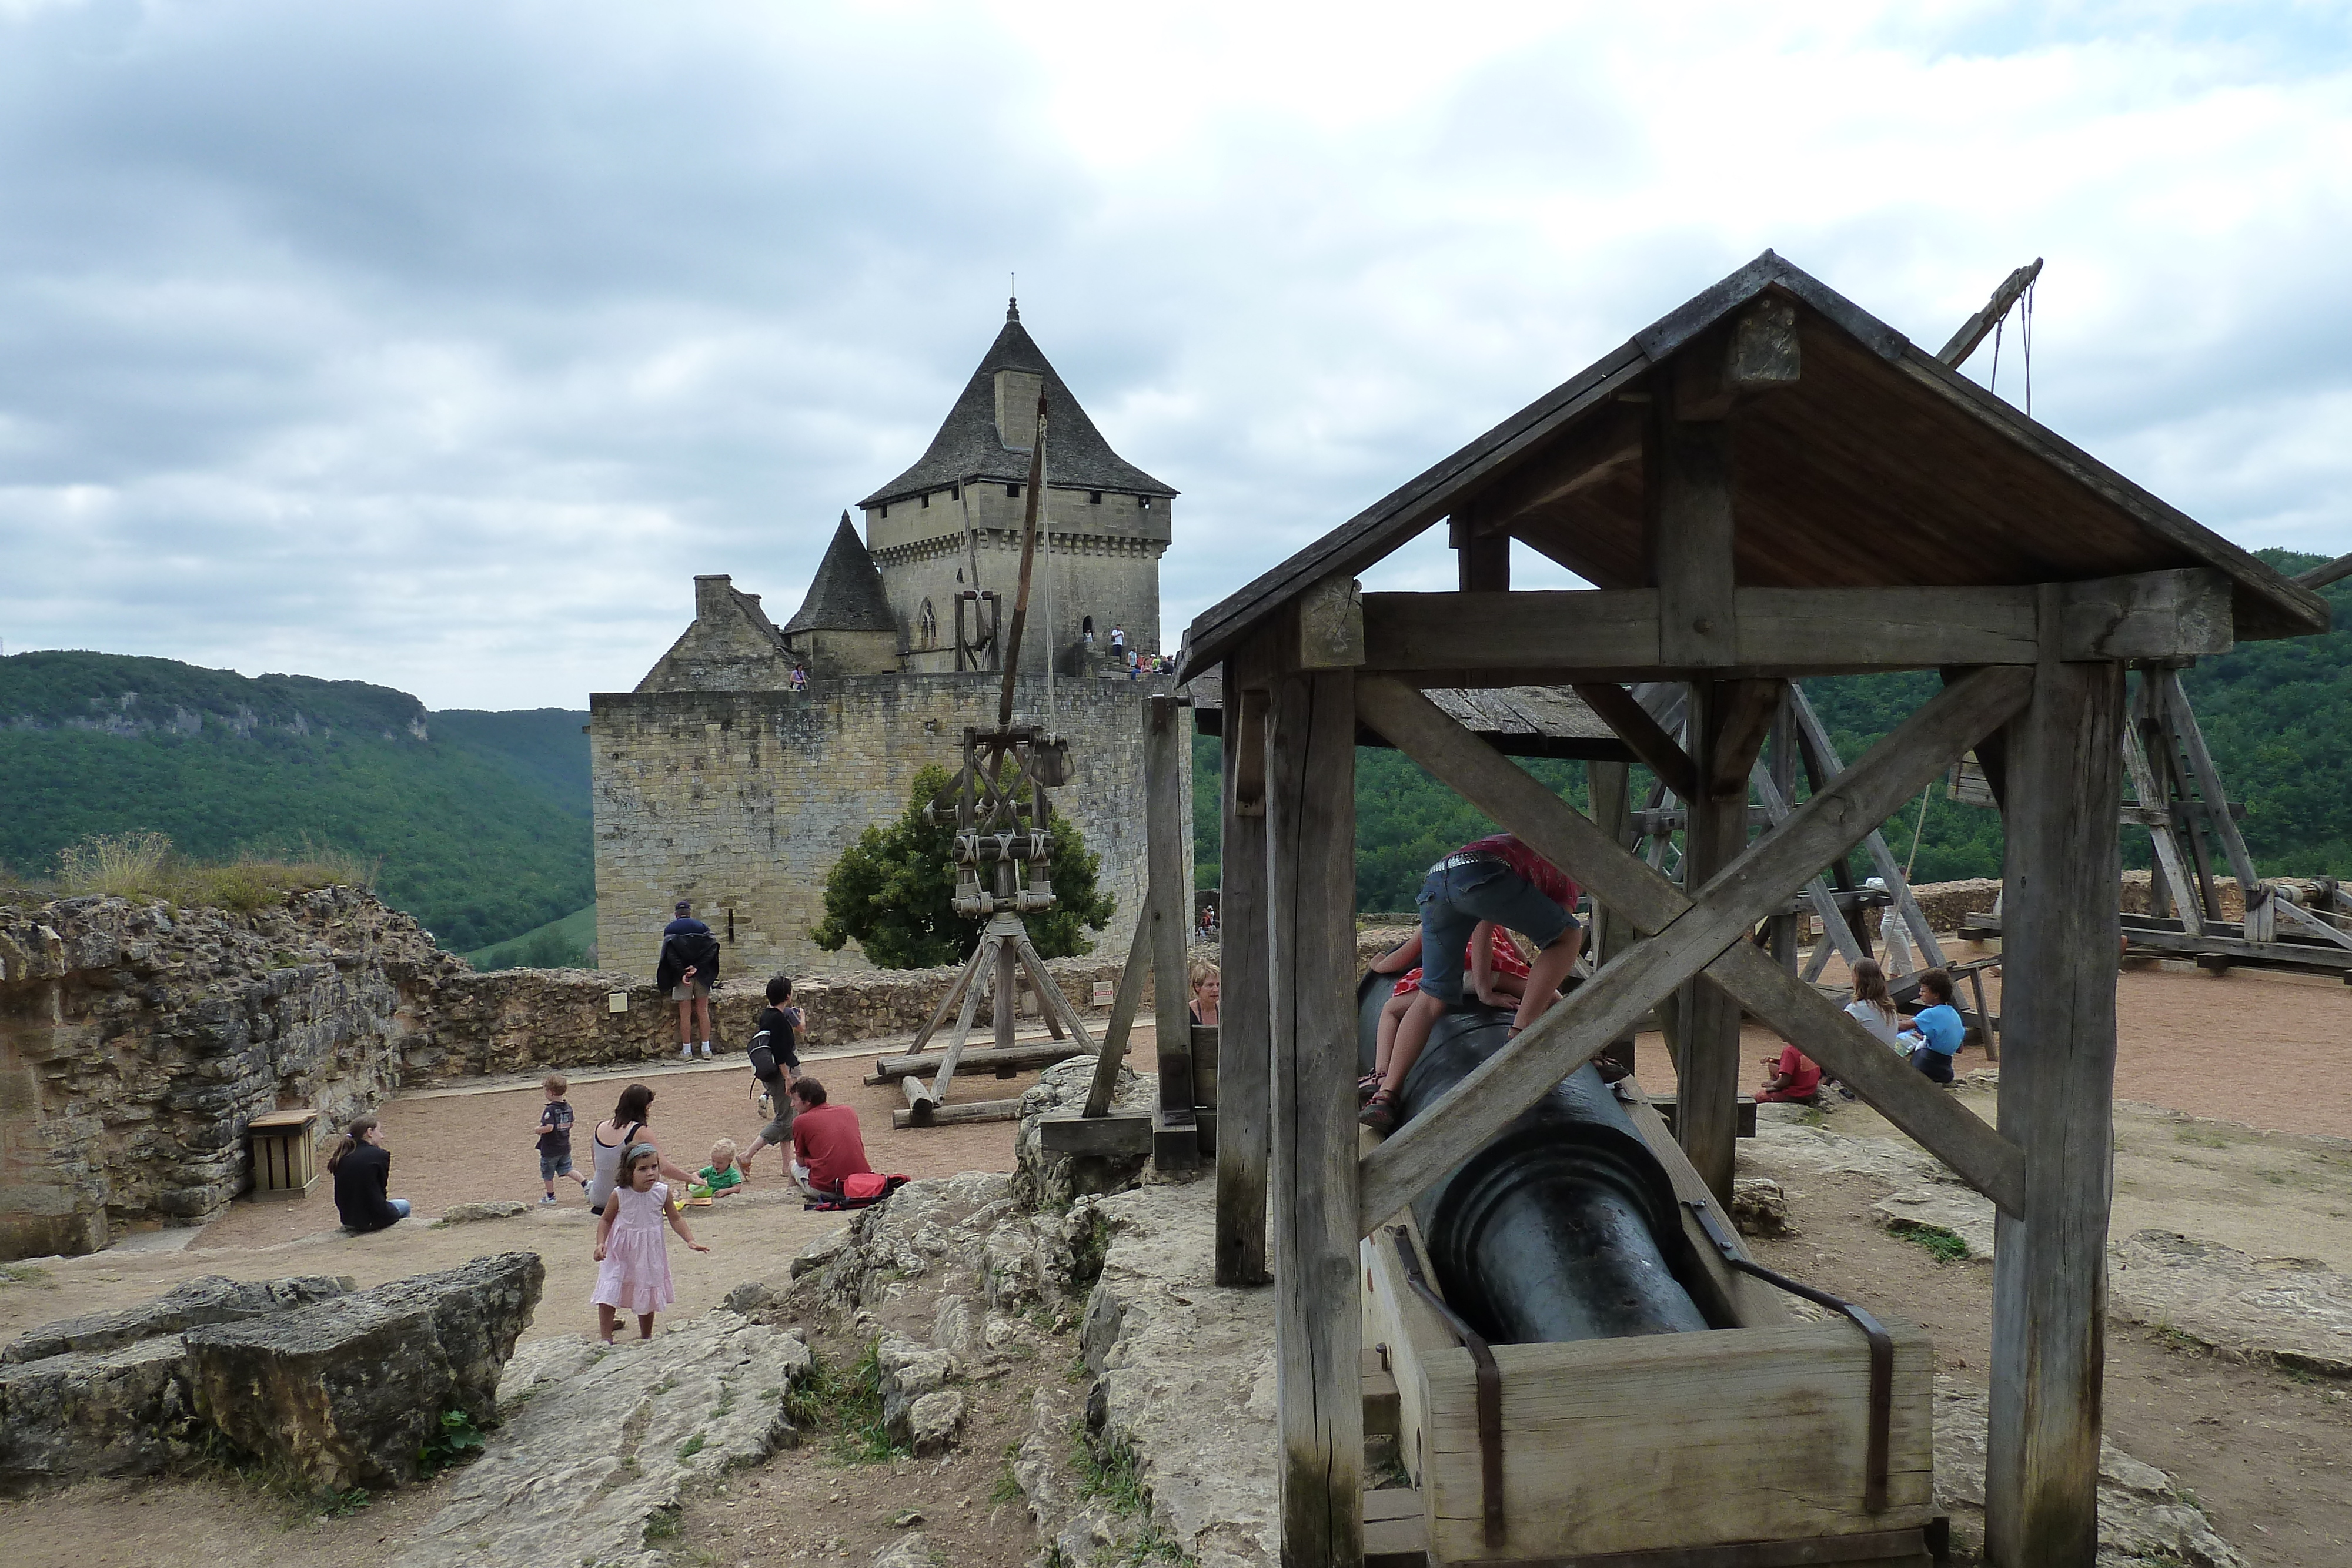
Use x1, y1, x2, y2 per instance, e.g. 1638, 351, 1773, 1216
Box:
2, 1, 2347, 710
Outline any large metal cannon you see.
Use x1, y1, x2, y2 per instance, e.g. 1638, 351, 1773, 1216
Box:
1355, 972, 1712, 1344
1357, 969, 1939, 1563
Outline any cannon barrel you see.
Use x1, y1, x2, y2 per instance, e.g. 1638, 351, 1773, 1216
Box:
1358, 972, 1714, 1345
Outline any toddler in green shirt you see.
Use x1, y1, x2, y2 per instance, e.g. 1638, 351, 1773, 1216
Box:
697, 1138, 746, 1195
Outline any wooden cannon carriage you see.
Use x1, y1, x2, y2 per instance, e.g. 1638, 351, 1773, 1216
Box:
1172, 251, 2331, 1566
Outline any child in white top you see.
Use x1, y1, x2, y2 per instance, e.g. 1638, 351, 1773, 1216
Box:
1843, 957, 1905, 1049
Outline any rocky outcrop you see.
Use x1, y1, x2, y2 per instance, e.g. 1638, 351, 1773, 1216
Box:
0, 887, 457, 1256
2109, 1229, 2352, 1379
390, 1313, 811, 1568
0, 1272, 353, 1363
0, 1270, 356, 1483
1078, 1181, 1278, 1568
185, 1250, 544, 1490
1013, 1055, 1155, 1210
1932, 1379, 2243, 1566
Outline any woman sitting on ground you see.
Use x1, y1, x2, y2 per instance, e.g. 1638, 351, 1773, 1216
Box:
586, 1083, 697, 1216
1842, 957, 1905, 1049
327, 1115, 410, 1233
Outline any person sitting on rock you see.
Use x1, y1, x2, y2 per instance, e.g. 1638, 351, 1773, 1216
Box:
787, 1078, 872, 1200
1899, 968, 1967, 1085
326, 1115, 410, 1233
1756, 1042, 1822, 1104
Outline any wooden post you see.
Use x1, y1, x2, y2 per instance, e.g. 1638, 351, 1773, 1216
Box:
1217, 653, 1272, 1286
1587, 760, 1632, 967
1268, 666, 1362, 1567
1766, 689, 1799, 971
1676, 678, 1761, 1205
1986, 609, 2124, 1568
1147, 693, 1198, 1170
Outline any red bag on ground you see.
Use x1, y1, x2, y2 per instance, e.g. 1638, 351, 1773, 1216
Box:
841, 1172, 893, 1200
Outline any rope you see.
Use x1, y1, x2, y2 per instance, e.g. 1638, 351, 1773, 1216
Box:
1903, 784, 1933, 881
2022, 279, 2036, 419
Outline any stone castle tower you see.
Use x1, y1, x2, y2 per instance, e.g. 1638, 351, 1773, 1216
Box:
589, 301, 1184, 977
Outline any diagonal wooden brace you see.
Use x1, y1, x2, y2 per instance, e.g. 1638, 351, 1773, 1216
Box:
1354, 666, 2033, 1233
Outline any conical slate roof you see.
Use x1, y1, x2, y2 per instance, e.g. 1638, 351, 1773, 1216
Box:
858, 302, 1177, 510
784, 513, 898, 634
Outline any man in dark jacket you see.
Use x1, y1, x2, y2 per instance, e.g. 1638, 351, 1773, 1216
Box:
657, 900, 722, 1059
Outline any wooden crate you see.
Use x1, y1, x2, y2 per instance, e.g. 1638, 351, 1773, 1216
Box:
248, 1108, 320, 1200
1362, 1075, 1936, 1564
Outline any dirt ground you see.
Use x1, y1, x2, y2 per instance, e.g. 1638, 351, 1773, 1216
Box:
3, 969, 2350, 1564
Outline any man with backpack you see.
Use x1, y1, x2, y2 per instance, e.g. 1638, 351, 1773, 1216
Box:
656, 900, 722, 1060
740, 976, 804, 1175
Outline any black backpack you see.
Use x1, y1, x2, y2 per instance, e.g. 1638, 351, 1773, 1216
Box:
747, 1030, 780, 1082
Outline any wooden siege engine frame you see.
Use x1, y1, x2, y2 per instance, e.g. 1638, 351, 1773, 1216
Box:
1175, 253, 2333, 1568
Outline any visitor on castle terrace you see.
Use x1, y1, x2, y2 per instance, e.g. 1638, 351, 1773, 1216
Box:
787, 1077, 873, 1201
1899, 968, 1967, 1085
658, 900, 721, 1060
327, 1115, 410, 1233
1361, 833, 1583, 1135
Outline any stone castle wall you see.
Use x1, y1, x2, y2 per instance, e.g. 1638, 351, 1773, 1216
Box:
589, 671, 1190, 984
867, 483, 1170, 672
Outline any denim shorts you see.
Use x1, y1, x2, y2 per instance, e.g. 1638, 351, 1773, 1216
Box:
540, 1151, 574, 1181
1414, 858, 1578, 1005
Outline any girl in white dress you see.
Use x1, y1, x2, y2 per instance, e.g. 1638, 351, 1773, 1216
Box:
592, 1144, 709, 1342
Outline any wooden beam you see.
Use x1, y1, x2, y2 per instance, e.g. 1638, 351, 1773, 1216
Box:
1452, 508, 1510, 591
1215, 644, 1274, 1286
1673, 298, 1802, 420
1459, 400, 1645, 529
1788, 684, 1952, 972
1147, 694, 1198, 1169
1297, 572, 1366, 670
1986, 628, 2125, 1568
1586, 760, 1633, 968
1358, 571, 2232, 676
1678, 680, 1762, 1202
2296, 549, 2352, 591
868, 1039, 1083, 1084
1038, 1111, 1153, 1156
2119, 717, 2203, 938
1352, 666, 2033, 1231
1938, 258, 2044, 369
1712, 941, 2025, 1214
1648, 411, 1738, 666
1267, 667, 1362, 1566
2156, 670, 2266, 921
891, 1098, 1022, 1131
1572, 682, 1700, 803
1083, 887, 1157, 1118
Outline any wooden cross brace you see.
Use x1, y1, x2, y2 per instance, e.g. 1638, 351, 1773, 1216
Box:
1353, 666, 2034, 1233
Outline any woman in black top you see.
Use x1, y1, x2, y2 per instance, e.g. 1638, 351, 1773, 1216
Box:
326, 1115, 410, 1232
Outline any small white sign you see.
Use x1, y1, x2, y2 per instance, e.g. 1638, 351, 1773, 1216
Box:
607, 991, 630, 1014
1091, 981, 1114, 1008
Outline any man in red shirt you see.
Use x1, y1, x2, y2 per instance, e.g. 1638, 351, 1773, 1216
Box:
787, 1078, 873, 1197
1361, 833, 1584, 1134
1756, 1044, 1822, 1104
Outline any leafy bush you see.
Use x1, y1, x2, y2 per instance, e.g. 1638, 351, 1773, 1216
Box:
814, 763, 1114, 968
417, 1408, 486, 1476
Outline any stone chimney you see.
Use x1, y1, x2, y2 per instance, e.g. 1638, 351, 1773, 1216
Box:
994, 370, 1043, 451
694, 574, 735, 623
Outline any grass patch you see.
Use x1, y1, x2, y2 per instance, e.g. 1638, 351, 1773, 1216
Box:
1075, 1427, 1151, 1517
2150, 1320, 2210, 1357
1896, 1225, 1971, 1265
642, 1506, 683, 1544
675, 1432, 707, 1462
0, 1263, 57, 1289
49, 831, 379, 914
992, 1454, 1025, 1507
779, 1343, 904, 1464
2174, 1126, 2233, 1150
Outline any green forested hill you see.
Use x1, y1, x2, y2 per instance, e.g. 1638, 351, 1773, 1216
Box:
0, 651, 590, 951
1193, 547, 2352, 903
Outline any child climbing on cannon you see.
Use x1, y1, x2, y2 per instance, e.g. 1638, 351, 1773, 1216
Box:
1358, 921, 1531, 1102
1360, 833, 1582, 1134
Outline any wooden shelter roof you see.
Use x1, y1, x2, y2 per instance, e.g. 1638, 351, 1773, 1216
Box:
1185, 671, 1631, 762
1177, 252, 2328, 679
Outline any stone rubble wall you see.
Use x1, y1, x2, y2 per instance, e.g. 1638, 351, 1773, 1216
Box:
0, 888, 461, 1259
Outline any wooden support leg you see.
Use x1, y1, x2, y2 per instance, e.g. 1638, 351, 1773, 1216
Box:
1268, 667, 1362, 1567
1987, 648, 2124, 1568
994, 927, 1020, 1053
1083, 894, 1157, 1118
1678, 678, 1770, 1205
1217, 668, 1272, 1286
1147, 693, 1200, 1169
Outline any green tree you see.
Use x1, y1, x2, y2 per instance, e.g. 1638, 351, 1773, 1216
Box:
813, 764, 1115, 968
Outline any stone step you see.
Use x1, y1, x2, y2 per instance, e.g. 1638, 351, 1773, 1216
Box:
1361, 1346, 1400, 1438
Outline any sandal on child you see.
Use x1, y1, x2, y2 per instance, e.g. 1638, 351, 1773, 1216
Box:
1356, 1074, 1384, 1102
1358, 1089, 1401, 1134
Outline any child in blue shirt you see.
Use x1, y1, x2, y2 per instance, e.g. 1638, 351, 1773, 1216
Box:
1899, 969, 1967, 1084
